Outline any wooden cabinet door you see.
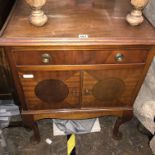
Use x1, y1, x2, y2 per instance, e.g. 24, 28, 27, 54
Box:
18, 70, 81, 110
82, 66, 144, 107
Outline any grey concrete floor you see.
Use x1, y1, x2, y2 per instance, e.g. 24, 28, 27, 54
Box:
1, 117, 153, 155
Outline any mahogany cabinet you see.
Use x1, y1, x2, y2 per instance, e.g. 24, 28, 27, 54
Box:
6, 45, 153, 142
0, 0, 155, 143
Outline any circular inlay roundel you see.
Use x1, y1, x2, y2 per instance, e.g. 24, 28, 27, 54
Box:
92, 78, 125, 101
35, 79, 69, 103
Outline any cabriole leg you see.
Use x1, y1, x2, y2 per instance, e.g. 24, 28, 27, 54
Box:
22, 114, 41, 144
112, 111, 133, 140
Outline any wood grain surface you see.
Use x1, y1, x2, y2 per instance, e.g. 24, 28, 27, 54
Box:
0, 0, 155, 46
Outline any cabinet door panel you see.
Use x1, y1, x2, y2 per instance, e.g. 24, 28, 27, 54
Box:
82, 66, 144, 107
18, 70, 81, 110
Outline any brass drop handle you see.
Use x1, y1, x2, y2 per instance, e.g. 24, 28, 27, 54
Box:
115, 53, 124, 62
41, 53, 51, 64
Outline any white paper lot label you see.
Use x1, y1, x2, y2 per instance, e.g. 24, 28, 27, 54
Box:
79, 34, 88, 39
23, 74, 34, 79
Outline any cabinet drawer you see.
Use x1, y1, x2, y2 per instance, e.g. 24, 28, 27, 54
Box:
13, 49, 148, 65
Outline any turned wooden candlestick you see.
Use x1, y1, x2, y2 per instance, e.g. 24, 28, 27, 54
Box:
126, 0, 150, 26
25, 0, 48, 27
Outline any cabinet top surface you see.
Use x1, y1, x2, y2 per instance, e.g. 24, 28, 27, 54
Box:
0, 0, 155, 46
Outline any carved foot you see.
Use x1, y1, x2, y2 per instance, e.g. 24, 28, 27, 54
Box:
112, 117, 123, 140
29, 122, 41, 144
30, 134, 41, 145
112, 111, 133, 140
22, 115, 41, 143
126, 0, 150, 26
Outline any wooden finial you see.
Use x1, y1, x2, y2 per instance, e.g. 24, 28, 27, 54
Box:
25, 0, 48, 27
126, 0, 150, 26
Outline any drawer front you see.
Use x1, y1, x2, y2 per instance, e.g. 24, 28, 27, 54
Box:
13, 49, 148, 65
